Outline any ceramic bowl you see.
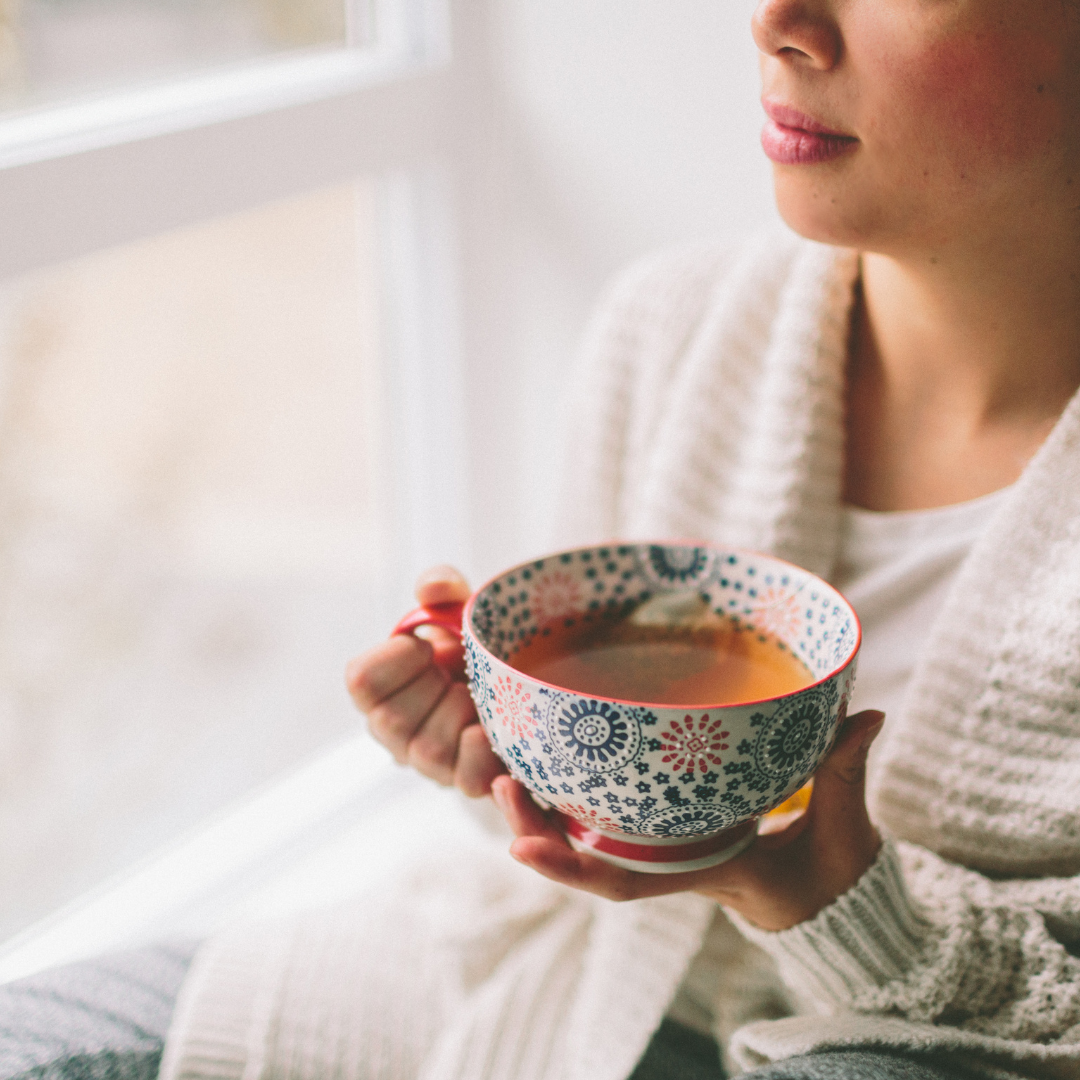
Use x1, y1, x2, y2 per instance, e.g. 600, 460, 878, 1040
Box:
401, 542, 860, 873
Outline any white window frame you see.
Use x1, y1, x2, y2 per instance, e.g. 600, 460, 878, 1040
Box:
0, 0, 482, 975
0, 0, 475, 582
0, 0, 451, 273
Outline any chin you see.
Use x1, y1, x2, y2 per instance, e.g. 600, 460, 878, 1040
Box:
771, 169, 884, 252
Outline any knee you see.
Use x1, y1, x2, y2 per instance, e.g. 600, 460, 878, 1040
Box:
742, 1049, 973, 1080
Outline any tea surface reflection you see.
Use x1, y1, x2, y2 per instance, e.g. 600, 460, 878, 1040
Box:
510, 612, 813, 706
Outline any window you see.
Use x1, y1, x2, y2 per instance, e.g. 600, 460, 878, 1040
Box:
0, 0, 773, 976
0, 0, 471, 958
1, 0, 354, 112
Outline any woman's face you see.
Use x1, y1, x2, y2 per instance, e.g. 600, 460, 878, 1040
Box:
752, 0, 1080, 259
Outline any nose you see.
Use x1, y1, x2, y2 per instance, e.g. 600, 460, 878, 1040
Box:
752, 0, 842, 71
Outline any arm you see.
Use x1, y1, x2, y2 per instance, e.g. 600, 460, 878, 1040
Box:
346, 245, 738, 803
492, 714, 1080, 1051
731, 840, 1080, 1041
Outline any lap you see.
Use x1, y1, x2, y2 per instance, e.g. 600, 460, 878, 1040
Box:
0, 949, 974, 1080
743, 1049, 976, 1080
0, 942, 196, 1080
627, 1019, 726, 1080
629, 1021, 974, 1080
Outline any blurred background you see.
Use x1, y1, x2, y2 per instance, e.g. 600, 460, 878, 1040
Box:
0, 0, 778, 958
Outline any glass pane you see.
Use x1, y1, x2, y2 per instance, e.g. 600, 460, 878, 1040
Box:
0, 0, 353, 111
0, 180, 395, 942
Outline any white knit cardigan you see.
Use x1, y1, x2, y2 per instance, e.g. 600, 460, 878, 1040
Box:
161, 231, 1080, 1080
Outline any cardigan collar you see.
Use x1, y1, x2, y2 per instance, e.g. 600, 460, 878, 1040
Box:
629, 232, 860, 580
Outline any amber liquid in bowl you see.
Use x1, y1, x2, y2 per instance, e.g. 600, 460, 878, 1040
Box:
510, 610, 813, 706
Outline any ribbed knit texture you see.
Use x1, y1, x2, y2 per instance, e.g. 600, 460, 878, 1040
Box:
162, 230, 1080, 1080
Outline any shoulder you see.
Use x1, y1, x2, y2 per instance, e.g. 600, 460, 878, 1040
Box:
582, 226, 814, 368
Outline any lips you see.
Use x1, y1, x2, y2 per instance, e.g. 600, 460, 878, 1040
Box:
760, 100, 858, 166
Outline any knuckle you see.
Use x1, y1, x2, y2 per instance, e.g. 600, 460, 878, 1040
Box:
408, 732, 456, 777
457, 774, 488, 799
367, 702, 418, 754
455, 751, 497, 798
348, 670, 388, 713
347, 644, 427, 710
836, 762, 867, 787
457, 722, 494, 764
605, 877, 639, 902
444, 680, 479, 720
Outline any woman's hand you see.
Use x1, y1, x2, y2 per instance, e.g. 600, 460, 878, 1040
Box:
491, 709, 886, 931
345, 566, 506, 797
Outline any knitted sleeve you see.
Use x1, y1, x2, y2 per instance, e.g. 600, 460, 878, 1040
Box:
730, 839, 1080, 1049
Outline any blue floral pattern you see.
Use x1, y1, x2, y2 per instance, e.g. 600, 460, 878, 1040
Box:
644, 800, 742, 836
645, 545, 711, 584
462, 543, 859, 843
751, 685, 836, 780
546, 696, 642, 773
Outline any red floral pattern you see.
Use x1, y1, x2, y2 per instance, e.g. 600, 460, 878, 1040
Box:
492, 675, 534, 741
561, 803, 631, 834
659, 714, 730, 773
748, 587, 803, 642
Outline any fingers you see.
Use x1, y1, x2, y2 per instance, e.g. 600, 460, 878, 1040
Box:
346, 565, 497, 798
454, 723, 507, 797
411, 566, 470, 676
491, 777, 622, 894
346, 634, 435, 713
415, 565, 471, 607
420, 625, 467, 678
406, 682, 477, 785
805, 709, 885, 888
491, 776, 564, 840
358, 656, 489, 789
490, 777, 723, 902
366, 664, 452, 763
825, 709, 886, 787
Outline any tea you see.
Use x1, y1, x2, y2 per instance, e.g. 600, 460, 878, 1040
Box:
510, 606, 813, 706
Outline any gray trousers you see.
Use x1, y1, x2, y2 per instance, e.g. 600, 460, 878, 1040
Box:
0, 947, 971, 1080
628, 1018, 974, 1080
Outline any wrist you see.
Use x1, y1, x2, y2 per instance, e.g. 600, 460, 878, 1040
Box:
696, 829, 883, 932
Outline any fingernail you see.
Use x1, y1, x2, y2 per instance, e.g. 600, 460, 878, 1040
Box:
861, 720, 885, 753
417, 564, 467, 587
491, 780, 510, 815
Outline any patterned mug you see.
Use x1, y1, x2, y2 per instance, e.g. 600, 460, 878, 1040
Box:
394, 542, 860, 873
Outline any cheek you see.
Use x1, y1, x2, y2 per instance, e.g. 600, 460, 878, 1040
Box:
859, 26, 1065, 180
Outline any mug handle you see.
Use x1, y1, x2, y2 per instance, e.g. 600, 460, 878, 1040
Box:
392, 601, 466, 640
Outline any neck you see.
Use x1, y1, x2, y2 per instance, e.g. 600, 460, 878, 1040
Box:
859, 244, 1080, 423
845, 243, 1080, 511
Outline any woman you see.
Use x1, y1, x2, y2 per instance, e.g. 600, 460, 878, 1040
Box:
331, 1, 1080, 1076
5, 2, 1076, 1079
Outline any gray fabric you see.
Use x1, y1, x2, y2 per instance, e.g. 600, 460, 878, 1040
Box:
628, 1018, 725, 1080
0, 942, 197, 1080
628, 1021, 976, 1080
0, 950, 975, 1080
743, 1050, 974, 1080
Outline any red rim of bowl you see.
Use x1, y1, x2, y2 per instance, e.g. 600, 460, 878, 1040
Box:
463, 539, 862, 711
557, 813, 758, 863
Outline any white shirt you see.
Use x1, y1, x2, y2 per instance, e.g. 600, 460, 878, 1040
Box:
831, 488, 1012, 726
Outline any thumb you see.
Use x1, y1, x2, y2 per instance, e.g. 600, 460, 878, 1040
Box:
820, 709, 885, 789
808, 709, 885, 863
415, 565, 471, 607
